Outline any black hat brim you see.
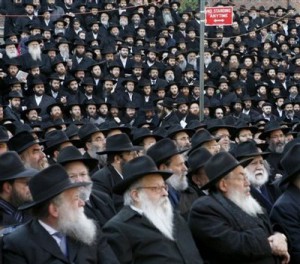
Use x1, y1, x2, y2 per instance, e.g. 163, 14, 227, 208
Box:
113, 170, 172, 195
97, 145, 143, 155
200, 157, 254, 190
19, 180, 90, 210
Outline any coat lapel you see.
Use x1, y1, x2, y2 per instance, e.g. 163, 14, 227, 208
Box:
31, 220, 68, 263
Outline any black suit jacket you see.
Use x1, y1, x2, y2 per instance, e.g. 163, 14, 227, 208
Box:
270, 185, 300, 264
25, 94, 56, 118
189, 192, 280, 264
85, 190, 116, 227
3, 219, 119, 264
92, 165, 124, 212
103, 206, 203, 264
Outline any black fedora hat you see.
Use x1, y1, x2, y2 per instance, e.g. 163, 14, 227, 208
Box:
201, 152, 253, 190
78, 123, 100, 142
8, 131, 41, 154
57, 145, 98, 171
280, 143, 300, 186
259, 121, 289, 140
97, 133, 143, 155
113, 156, 172, 195
232, 141, 270, 160
187, 147, 212, 177
207, 118, 236, 136
158, 97, 176, 108
146, 138, 187, 166
44, 130, 71, 155
189, 129, 218, 154
19, 164, 90, 210
166, 124, 194, 139
234, 120, 258, 137
0, 151, 38, 181
132, 127, 163, 145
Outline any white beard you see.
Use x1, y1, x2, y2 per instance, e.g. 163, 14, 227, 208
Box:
60, 48, 70, 60
227, 188, 264, 217
163, 13, 173, 25
28, 45, 42, 61
178, 60, 187, 71
204, 57, 212, 65
6, 49, 18, 59
139, 191, 174, 240
167, 173, 188, 191
245, 166, 268, 188
57, 199, 97, 246
79, 183, 93, 202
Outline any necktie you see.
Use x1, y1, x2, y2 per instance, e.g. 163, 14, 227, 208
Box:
53, 232, 68, 257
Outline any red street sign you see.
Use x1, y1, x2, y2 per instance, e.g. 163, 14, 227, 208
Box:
205, 7, 233, 26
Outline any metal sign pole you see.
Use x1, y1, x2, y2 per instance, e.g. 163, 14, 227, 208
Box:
199, 1, 205, 121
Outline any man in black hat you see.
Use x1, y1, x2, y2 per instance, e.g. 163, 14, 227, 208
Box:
8, 131, 48, 171
70, 39, 94, 71
147, 138, 189, 210
2, 164, 114, 263
0, 151, 38, 231
103, 155, 204, 264
57, 145, 116, 227
78, 123, 107, 170
117, 77, 143, 108
92, 133, 143, 211
25, 77, 56, 119
157, 97, 180, 128
189, 129, 220, 155
233, 141, 279, 214
189, 151, 289, 264
271, 143, 300, 263
4, 91, 24, 124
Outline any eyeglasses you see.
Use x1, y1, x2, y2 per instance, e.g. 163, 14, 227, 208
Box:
137, 184, 168, 194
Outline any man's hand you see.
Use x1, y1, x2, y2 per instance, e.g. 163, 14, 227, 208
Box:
268, 233, 290, 263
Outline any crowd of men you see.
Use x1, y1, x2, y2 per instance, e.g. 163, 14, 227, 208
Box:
0, 0, 300, 263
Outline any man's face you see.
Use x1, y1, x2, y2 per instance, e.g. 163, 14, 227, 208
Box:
21, 144, 47, 170
50, 106, 62, 119
86, 105, 97, 116
9, 177, 32, 207
262, 105, 272, 115
245, 156, 268, 188
219, 82, 229, 93
55, 63, 66, 75
215, 128, 230, 152
177, 103, 188, 115
50, 80, 60, 91
26, 110, 39, 121
173, 132, 190, 150
164, 154, 188, 191
237, 129, 253, 143
222, 165, 251, 199
25, 5, 34, 15
70, 106, 81, 117
69, 81, 78, 92
33, 84, 45, 96
189, 103, 199, 115
10, 98, 21, 110
8, 65, 19, 76
268, 130, 285, 153
84, 85, 94, 95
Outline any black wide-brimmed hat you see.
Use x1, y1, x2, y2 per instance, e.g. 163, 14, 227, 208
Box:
189, 129, 218, 153
280, 143, 300, 186
259, 121, 289, 140
187, 147, 212, 178
8, 131, 41, 154
78, 123, 100, 142
113, 155, 172, 195
0, 151, 38, 181
19, 164, 90, 210
234, 120, 258, 137
97, 133, 143, 155
132, 127, 163, 145
232, 140, 270, 160
146, 138, 187, 166
207, 119, 236, 135
44, 130, 71, 155
57, 145, 98, 171
201, 152, 253, 190
166, 124, 194, 139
